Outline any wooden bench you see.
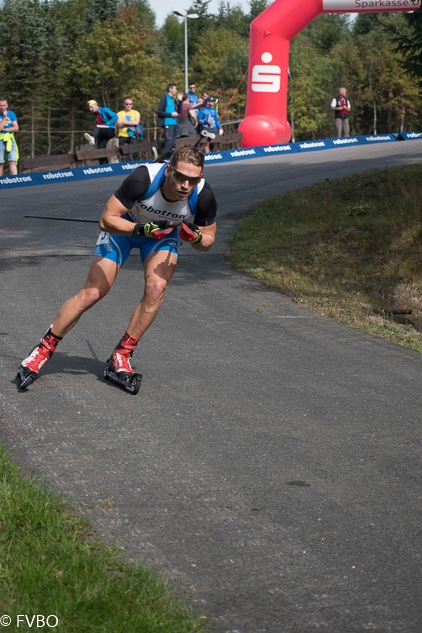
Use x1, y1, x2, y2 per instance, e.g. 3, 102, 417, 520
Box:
176, 131, 243, 151
218, 131, 243, 149
20, 153, 77, 173
176, 135, 209, 147
119, 140, 159, 159
75, 147, 121, 163
19, 131, 244, 173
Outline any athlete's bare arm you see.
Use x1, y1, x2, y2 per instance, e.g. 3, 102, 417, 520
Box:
191, 222, 217, 252
99, 195, 135, 235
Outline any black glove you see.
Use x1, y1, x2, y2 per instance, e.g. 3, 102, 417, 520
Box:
179, 221, 203, 244
133, 220, 174, 239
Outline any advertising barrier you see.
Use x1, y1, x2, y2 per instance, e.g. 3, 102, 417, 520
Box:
0, 132, 420, 190
398, 131, 422, 141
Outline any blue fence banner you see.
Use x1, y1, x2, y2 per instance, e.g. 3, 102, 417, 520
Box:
0, 173, 42, 187
331, 137, 360, 147
204, 151, 233, 164
226, 147, 261, 160
256, 143, 299, 156
37, 169, 86, 183
1, 131, 420, 190
398, 131, 422, 141
294, 139, 334, 151
356, 134, 396, 144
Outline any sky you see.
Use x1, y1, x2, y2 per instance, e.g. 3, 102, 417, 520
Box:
153, 3, 356, 29
152, 1, 253, 28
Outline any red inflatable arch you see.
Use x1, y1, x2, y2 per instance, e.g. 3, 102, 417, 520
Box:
239, 0, 421, 147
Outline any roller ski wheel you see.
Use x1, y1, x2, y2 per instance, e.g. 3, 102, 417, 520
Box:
17, 366, 38, 391
103, 357, 142, 395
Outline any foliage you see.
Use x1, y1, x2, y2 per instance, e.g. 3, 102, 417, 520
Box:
0, 0, 420, 153
380, 7, 422, 90
191, 26, 249, 108
71, 2, 163, 114
289, 30, 340, 139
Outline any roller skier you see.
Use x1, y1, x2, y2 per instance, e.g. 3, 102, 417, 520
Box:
18, 144, 217, 394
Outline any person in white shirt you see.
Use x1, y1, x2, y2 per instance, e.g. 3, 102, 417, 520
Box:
331, 88, 351, 137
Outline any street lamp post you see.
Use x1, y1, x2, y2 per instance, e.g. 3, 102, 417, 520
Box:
173, 10, 199, 94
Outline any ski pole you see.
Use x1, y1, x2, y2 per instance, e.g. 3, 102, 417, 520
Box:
24, 215, 98, 223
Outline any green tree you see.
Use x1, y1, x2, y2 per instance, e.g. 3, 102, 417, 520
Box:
86, 0, 119, 27
249, 0, 268, 21
214, 2, 249, 38
289, 31, 340, 139
191, 26, 249, 118
344, 13, 420, 134
305, 13, 350, 54
380, 7, 422, 90
158, 13, 184, 69
72, 2, 163, 119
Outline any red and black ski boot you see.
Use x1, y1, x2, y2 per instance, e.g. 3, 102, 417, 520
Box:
17, 328, 62, 390
104, 333, 142, 395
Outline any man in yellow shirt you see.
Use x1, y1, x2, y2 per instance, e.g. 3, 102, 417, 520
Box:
117, 97, 141, 161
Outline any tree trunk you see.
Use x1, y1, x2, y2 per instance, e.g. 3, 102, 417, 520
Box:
400, 103, 405, 133
70, 102, 75, 153
373, 100, 377, 135
47, 103, 51, 155
31, 101, 35, 158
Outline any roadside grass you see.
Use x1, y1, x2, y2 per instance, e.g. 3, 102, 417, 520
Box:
227, 163, 422, 352
0, 445, 205, 632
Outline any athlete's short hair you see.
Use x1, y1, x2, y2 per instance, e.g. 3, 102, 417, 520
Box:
170, 145, 204, 170
166, 83, 177, 92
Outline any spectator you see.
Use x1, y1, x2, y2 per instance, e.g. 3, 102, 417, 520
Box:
197, 96, 223, 152
177, 93, 198, 138
84, 99, 118, 164
198, 90, 209, 113
0, 97, 19, 176
157, 83, 179, 154
188, 82, 203, 116
135, 123, 144, 140
331, 87, 351, 138
117, 97, 141, 161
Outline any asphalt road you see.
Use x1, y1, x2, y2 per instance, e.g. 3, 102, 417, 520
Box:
1, 142, 422, 633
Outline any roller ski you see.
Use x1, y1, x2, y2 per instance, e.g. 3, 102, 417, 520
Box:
103, 337, 142, 395
17, 328, 62, 391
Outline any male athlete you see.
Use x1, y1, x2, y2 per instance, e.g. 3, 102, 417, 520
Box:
18, 145, 217, 391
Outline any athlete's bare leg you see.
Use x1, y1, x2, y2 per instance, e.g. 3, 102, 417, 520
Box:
51, 256, 120, 337
126, 249, 177, 339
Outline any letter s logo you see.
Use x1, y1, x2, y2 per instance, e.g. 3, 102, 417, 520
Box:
251, 53, 281, 93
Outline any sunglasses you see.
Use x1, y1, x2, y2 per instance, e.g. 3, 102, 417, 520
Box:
169, 166, 202, 185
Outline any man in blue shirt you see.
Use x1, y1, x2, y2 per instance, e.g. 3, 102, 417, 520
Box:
197, 97, 224, 152
157, 83, 179, 154
0, 97, 19, 176
188, 82, 203, 117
